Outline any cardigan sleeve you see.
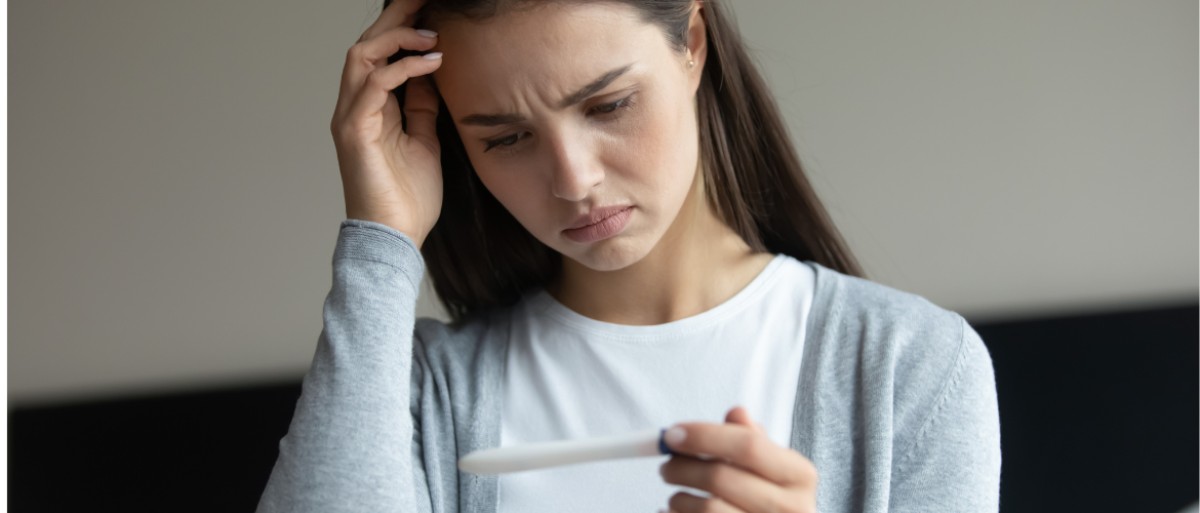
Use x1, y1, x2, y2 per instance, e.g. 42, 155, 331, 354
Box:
889, 317, 1002, 512
256, 219, 433, 513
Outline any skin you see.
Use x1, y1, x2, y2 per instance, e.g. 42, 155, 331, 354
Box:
331, 1, 818, 511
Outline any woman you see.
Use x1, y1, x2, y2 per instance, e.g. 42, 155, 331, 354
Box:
258, 0, 1001, 512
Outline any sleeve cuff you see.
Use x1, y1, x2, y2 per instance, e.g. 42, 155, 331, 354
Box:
333, 219, 426, 288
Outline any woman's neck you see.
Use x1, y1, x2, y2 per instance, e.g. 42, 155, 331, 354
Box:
548, 176, 774, 326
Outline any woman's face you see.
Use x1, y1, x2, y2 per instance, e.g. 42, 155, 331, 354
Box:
432, 2, 705, 271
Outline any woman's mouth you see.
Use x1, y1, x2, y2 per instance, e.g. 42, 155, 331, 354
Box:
562, 206, 634, 243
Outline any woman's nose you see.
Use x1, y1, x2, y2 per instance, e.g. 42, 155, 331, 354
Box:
548, 135, 604, 202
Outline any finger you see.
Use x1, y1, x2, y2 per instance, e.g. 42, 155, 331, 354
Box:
343, 54, 444, 136
723, 406, 756, 429
725, 406, 766, 434
404, 75, 440, 152
337, 27, 439, 117
667, 490, 742, 513
664, 421, 816, 487
661, 456, 785, 512
359, 0, 427, 42
356, 26, 439, 65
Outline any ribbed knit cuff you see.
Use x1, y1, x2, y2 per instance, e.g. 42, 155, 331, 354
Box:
333, 219, 426, 288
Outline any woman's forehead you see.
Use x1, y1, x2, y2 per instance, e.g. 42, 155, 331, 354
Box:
431, 2, 655, 65
430, 3, 668, 111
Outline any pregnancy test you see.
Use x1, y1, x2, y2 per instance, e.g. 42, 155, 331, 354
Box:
458, 428, 676, 475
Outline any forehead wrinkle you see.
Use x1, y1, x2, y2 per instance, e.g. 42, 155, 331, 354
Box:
433, 2, 658, 125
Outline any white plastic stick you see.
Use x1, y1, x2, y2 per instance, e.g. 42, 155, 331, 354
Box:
457, 428, 671, 475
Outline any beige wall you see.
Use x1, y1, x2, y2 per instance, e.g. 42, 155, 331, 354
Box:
9, 1, 1197, 405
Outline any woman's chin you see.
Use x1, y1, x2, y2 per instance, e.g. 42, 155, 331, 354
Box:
559, 235, 653, 273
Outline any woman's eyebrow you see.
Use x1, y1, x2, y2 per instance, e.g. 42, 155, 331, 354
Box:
555, 64, 633, 109
458, 64, 633, 127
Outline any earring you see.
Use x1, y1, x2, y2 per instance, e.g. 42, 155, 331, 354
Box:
687, 59, 695, 68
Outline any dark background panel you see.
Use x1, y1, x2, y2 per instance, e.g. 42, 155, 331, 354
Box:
976, 304, 1199, 513
9, 304, 1199, 513
9, 383, 302, 512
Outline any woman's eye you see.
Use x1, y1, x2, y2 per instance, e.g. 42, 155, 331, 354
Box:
480, 95, 635, 154
590, 95, 634, 116
484, 132, 527, 152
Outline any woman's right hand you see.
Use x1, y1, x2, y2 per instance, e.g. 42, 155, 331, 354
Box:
331, 0, 444, 247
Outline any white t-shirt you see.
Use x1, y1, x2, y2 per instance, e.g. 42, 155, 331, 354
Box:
497, 254, 815, 512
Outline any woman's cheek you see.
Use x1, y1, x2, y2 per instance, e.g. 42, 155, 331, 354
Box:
632, 119, 677, 188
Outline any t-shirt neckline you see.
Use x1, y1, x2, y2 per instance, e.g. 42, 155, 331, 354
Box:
524, 254, 793, 340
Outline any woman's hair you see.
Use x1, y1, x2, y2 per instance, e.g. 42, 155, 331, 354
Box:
384, 0, 864, 323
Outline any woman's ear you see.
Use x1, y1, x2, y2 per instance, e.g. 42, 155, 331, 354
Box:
685, 0, 708, 92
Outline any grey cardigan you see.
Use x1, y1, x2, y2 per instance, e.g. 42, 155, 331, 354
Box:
257, 219, 1001, 512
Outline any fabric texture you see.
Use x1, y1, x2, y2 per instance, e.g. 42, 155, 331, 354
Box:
256, 219, 1002, 513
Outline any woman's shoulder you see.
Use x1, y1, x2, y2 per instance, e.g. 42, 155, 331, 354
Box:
803, 260, 961, 329
801, 260, 971, 342
414, 307, 504, 350
799, 260, 991, 383
795, 262, 1000, 506
409, 312, 509, 421
799, 260, 997, 450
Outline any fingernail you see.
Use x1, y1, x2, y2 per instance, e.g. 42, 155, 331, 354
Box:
665, 426, 687, 446
422, 52, 443, 60
416, 29, 438, 38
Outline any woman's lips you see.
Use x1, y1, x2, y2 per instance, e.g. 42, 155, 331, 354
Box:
562, 206, 633, 243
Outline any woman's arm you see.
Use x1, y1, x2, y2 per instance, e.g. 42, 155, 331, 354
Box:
256, 219, 431, 512
889, 319, 1002, 512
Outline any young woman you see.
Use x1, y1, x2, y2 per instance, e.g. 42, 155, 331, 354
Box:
258, 1, 1001, 512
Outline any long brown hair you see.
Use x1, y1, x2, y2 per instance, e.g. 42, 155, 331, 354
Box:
385, 0, 864, 323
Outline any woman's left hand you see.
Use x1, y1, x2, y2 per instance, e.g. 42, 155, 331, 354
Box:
658, 406, 818, 513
